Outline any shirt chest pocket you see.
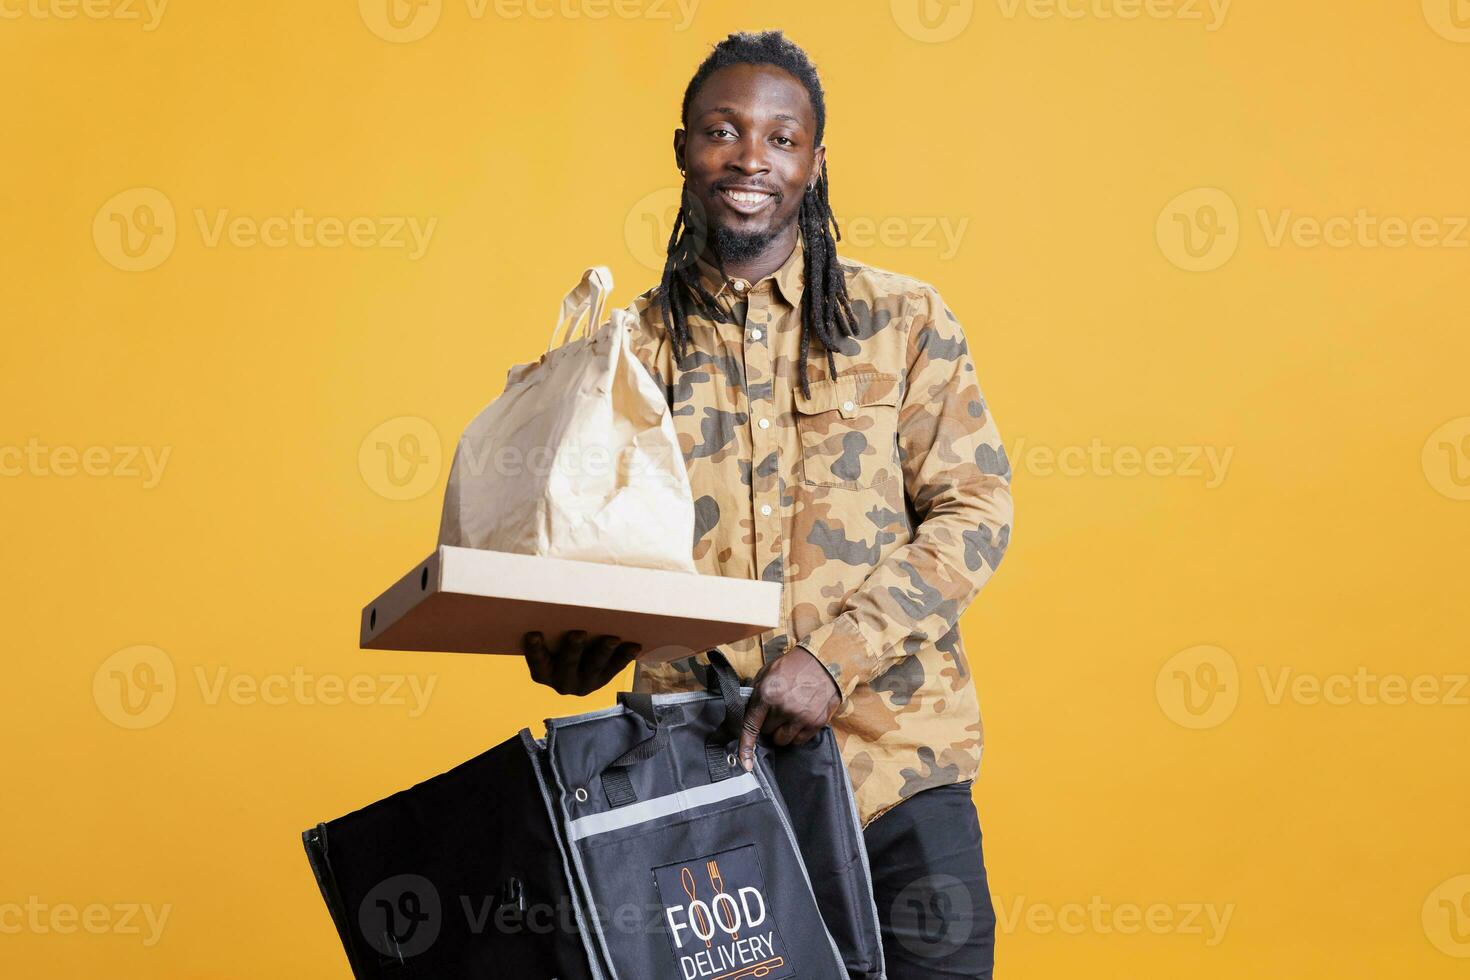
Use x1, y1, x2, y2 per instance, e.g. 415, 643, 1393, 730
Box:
791, 372, 902, 489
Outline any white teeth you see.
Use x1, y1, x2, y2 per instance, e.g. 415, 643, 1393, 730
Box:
724, 190, 771, 205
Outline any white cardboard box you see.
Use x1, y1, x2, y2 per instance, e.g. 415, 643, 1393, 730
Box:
361, 546, 783, 663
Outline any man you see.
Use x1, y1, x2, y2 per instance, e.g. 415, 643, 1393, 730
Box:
522, 30, 1012, 978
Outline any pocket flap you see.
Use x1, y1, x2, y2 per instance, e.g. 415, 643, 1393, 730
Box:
793, 373, 901, 419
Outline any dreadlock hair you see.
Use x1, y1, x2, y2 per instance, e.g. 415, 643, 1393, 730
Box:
658, 30, 859, 400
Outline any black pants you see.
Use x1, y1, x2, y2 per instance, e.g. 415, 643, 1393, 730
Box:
863, 781, 996, 978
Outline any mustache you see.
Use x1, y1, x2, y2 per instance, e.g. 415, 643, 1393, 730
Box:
710, 181, 783, 197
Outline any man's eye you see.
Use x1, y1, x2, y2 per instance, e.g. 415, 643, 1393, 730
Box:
710, 128, 734, 138
772, 136, 794, 147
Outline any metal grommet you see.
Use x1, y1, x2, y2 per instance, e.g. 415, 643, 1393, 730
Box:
574, 787, 588, 803
727, 753, 739, 769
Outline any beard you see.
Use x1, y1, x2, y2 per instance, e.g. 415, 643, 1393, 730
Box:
711, 206, 798, 265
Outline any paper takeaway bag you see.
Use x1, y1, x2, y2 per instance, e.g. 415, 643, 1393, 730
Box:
437, 267, 696, 574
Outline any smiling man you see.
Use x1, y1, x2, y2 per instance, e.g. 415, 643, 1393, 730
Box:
521, 30, 1012, 977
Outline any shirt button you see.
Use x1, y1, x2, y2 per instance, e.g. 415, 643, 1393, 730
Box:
757, 418, 770, 430
841, 400, 854, 412
750, 329, 762, 341
760, 504, 772, 517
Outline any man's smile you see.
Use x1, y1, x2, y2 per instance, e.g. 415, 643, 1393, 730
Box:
716, 185, 779, 216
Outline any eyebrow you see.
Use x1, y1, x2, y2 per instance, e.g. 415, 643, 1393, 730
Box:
700, 107, 804, 127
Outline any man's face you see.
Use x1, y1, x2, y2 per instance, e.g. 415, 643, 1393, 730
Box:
675, 63, 825, 263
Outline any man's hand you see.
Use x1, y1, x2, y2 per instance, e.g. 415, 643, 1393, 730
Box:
521, 630, 641, 696
738, 646, 841, 771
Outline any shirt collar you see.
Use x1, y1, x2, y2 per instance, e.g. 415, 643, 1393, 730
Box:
691, 227, 806, 309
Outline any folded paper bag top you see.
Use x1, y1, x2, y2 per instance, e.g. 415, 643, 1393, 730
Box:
436, 266, 698, 575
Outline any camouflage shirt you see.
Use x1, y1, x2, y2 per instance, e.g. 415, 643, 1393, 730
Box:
623, 228, 1013, 826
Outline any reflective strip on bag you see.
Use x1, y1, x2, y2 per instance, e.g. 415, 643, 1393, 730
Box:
566, 773, 761, 842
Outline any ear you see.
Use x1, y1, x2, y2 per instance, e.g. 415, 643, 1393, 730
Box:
808, 144, 826, 192
673, 129, 687, 174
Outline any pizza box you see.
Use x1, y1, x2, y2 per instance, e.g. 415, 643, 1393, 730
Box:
361, 546, 782, 664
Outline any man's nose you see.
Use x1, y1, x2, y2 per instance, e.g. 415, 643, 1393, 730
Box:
727, 133, 771, 174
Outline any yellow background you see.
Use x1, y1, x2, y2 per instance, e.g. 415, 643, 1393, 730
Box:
3, 0, 1468, 976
